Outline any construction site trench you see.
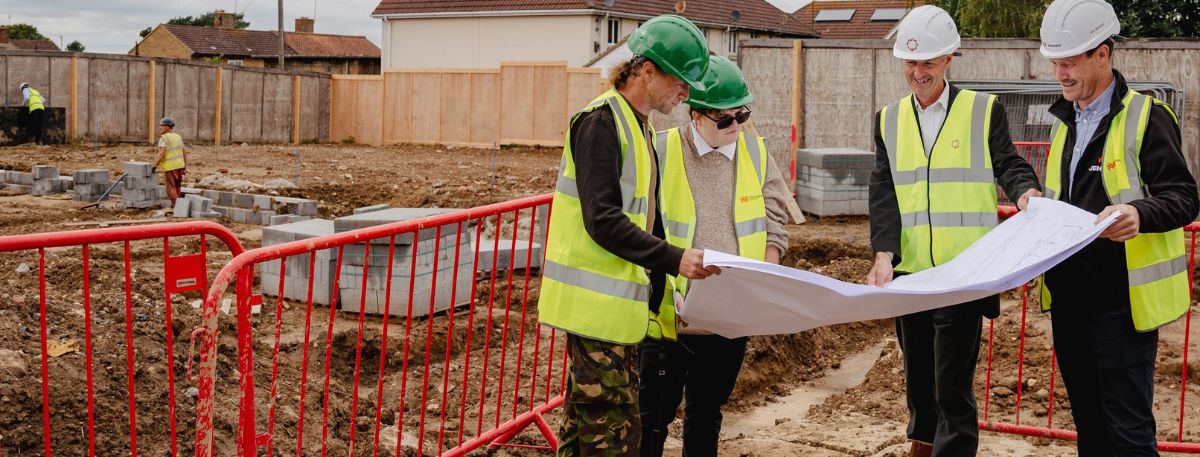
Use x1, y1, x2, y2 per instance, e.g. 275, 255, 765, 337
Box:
0, 142, 1198, 456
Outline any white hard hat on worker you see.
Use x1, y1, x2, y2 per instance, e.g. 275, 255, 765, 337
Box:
892, 5, 961, 61
1039, 0, 1121, 59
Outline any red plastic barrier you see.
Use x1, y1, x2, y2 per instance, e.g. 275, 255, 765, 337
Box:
980, 208, 1200, 452
195, 195, 562, 457
0, 221, 244, 456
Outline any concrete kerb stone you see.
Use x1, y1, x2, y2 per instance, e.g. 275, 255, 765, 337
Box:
260, 219, 337, 305
477, 239, 544, 273
72, 169, 109, 185
173, 198, 191, 218
32, 165, 58, 180
123, 162, 154, 178
333, 208, 459, 245
353, 204, 390, 215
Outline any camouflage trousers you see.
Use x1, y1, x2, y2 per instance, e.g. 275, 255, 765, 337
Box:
557, 333, 641, 457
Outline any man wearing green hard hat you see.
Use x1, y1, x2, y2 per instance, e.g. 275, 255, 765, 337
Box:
639, 55, 792, 457
537, 14, 719, 456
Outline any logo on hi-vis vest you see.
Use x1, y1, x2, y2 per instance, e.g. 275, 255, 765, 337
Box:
1106, 161, 1118, 170
739, 194, 764, 203
950, 139, 961, 149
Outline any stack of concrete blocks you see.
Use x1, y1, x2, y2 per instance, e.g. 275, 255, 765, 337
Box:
259, 219, 339, 305
71, 169, 110, 202
172, 194, 219, 218
202, 190, 318, 225
1, 170, 33, 193
477, 238, 544, 274
794, 148, 874, 216
334, 208, 475, 318
31, 165, 70, 196
121, 162, 167, 209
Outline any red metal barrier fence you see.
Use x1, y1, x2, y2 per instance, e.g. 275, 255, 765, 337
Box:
194, 194, 561, 457
0, 221, 244, 456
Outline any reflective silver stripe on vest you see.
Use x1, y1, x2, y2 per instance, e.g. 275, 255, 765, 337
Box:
968, 91, 991, 174
655, 130, 670, 164
606, 97, 649, 216
1113, 94, 1149, 204
543, 260, 650, 302
1044, 188, 1057, 200
735, 217, 768, 237
555, 155, 580, 198
1128, 255, 1188, 287
883, 100, 902, 171
666, 219, 690, 239
744, 134, 765, 184
900, 211, 998, 228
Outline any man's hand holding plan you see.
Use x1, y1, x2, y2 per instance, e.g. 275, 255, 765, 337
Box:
679, 198, 1119, 338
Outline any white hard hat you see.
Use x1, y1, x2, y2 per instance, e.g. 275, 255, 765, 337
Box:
19, 82, 29, 89
1040, 0, 1120, 58
893, 5, 961, 60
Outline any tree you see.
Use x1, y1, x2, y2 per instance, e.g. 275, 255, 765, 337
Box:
7, 23, 48, 41
1112, 0, 1200, 37
140, 12, 250, 37
933, 0, 1044, 38
66, 41, 85, 52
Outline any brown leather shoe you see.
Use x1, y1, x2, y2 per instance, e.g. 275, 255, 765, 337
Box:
908, 441, 933, 457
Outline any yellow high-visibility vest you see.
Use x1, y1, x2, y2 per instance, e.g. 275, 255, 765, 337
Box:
879, 89, 999, 273
26, 88, 44, 112
647, 127, 768, 340
537, 88, 655, 345
1040, 91, 1188, 331
159, 132, 186, 172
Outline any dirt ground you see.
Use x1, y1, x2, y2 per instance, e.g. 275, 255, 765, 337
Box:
1, 142, 1199, 456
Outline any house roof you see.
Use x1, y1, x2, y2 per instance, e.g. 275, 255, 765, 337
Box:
285, 33, 381, 58
157, 24, 379, 59
371, 0, 819, 37
795, 0, 917, 39
2, 39, 61, 51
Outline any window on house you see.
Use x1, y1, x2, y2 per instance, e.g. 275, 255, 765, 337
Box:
750, 32, 760, 39
727, 31, 738, 54
606, 18, 620, 45
227, 59, 244, 66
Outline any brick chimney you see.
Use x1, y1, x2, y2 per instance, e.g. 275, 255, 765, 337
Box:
213, 10, 238, 30
0, 26, 9, 45
295, 17, 314, 33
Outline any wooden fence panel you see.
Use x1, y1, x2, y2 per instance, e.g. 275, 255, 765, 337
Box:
470, 72, 500, 146
382, 72, 412, 144
499, 64, 535, 143
439, 72, 472, 144
410, 73, 441, 143
531, 65, 567, 145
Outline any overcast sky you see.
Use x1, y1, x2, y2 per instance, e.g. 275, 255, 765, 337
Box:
4, 0, 383, 53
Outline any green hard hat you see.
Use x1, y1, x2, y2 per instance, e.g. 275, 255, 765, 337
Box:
686, 55, 754, 110
627, 15, 710, 92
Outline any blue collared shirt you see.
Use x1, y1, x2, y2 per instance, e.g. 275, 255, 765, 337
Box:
1069, 79, 1117, 195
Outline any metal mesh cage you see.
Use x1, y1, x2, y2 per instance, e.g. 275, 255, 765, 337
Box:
954, 80, 1185, 142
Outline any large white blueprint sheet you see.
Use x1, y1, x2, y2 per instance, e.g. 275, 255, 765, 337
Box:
679, 198, 1118, 338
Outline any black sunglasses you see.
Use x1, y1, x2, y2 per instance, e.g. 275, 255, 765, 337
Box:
703, 109, 752, 130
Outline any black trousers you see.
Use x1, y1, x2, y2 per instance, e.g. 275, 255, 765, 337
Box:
896, 299, 985, 457
26, 108, 44, 144
637, 334, 747, 457
1051, 302, 1159, 456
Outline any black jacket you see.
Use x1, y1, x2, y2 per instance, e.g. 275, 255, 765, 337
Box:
1043, 70, 1199, 310
869, 84, 1042, 318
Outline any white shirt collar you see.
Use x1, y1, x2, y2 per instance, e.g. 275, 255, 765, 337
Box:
915, 80, 950, 114
690, 122, 737, 160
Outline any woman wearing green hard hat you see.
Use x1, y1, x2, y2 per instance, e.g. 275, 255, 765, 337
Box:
639, 55, 793, 457
537, 14, 718, 456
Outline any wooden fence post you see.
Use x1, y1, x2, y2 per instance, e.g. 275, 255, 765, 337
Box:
292, 75, 301, 144
214, 67, 222, 145
147, 60, 156, 145
69, 55, 77, 141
